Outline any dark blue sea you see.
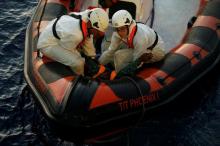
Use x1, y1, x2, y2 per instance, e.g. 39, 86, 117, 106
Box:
0, 0, 220, 146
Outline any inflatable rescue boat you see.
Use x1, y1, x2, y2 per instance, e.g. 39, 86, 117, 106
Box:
24, 0, 220, 142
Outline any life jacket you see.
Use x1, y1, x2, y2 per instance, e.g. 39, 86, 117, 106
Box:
127, 23, 159, 50
127, 25, 137, 48
52, 13, 88, 49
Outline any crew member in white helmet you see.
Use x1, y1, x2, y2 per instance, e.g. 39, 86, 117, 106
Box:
37, 8, 109, 76
99, 10, 165, 80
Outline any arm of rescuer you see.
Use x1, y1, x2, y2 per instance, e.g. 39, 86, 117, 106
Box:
79, 31, 121, 79
99, 32, 122, 65
81, 34, 108, 78
93, 32, 122, 79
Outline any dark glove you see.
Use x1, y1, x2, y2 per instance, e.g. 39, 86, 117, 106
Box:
84, 57, 109, 78
84, 57, 100, 77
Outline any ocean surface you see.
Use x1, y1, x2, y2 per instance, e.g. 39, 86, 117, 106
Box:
0, 0, 220, 146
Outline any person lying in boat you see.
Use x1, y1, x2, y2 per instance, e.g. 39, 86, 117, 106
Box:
37, 8, 109, 77
99, 10, 165, 80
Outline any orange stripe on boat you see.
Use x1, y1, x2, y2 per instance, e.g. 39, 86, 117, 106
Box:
193, 16, 220, 31
154, 71, 175, 86
174, 44, 208, 65
147, 70, 175, 92
89, 83, 122, 109
137, 68, 159, 79
145, 77, 163, 92
138, 69, 175, 92
48, 76, 74, 103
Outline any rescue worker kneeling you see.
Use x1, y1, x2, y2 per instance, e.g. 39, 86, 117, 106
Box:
37, 8, 109, 77
99, 10, 165, 80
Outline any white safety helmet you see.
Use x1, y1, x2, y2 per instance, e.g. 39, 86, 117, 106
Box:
112, 10, 133, 28
89, 8, 109, 32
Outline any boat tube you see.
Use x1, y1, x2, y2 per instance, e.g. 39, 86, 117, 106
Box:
24, 0, 220, 142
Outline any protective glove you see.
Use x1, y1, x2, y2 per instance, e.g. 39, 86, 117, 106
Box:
82, 35, 96, 57
84, 57, 107, 78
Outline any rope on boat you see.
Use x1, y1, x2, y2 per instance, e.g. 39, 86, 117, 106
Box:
125, 76, 146, 127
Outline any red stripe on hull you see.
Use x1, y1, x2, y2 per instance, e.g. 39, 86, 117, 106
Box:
193, 16, 220, 31
175, 44, 208, 65
89, 83, 122, 109
138, 69, 175, 92
137, 68, 159, 79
